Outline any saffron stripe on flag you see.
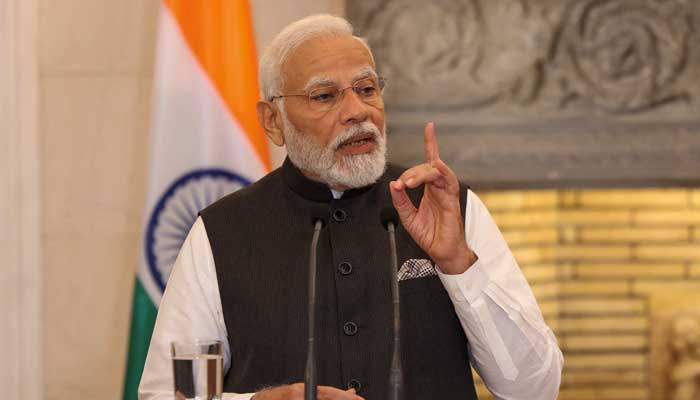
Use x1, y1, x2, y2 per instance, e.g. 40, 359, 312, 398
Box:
164, 0, 270, 169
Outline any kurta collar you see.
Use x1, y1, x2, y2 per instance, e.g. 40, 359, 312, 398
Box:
281, 157, 375, 203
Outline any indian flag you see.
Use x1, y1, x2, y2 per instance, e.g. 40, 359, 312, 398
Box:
122, 1, 269, 399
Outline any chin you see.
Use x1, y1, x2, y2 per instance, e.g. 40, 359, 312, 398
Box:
324, 151, 387, 189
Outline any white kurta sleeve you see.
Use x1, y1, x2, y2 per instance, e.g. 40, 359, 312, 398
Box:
437, 190, 563, 400
138, 217, 255, 400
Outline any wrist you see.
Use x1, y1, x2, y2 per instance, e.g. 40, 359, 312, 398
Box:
436, 246, 477, 275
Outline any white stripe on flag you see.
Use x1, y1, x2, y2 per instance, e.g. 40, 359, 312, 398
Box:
138, 7, 267, 305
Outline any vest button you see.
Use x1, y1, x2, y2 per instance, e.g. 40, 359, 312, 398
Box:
332, 209, 347, 222
343, 321, 358, 336
347, 379, 361, 392
338, 262, 353, 276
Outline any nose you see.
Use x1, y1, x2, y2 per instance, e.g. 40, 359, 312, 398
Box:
337, 88, 369, 125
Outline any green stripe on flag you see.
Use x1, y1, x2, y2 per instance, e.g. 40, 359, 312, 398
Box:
122, 278, 158, 400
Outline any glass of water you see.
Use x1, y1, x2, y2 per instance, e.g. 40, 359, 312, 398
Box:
171, 340, 223, 400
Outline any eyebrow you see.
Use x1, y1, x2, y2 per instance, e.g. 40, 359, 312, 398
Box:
303, 76, 336, 92
302, 67, 378, 92
352, 67, 378, 82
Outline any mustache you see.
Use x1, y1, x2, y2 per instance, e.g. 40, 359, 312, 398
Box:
330, 122, 383, 151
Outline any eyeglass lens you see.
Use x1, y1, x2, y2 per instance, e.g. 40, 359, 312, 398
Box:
307, 77, 384, 111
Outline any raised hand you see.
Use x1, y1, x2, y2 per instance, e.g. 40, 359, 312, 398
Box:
388, 122, 477, 274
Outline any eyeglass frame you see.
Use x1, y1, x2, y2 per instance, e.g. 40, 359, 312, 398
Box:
268, 76, 386, 112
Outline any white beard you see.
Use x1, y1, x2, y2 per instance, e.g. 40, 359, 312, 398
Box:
279, 105, 387, 189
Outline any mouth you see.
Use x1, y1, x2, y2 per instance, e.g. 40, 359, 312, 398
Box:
337, 133, 376, 152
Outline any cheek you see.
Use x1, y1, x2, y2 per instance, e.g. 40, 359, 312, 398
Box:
296, 118, 337, 148
371, 108, 386, 130
285, 108, 335, 145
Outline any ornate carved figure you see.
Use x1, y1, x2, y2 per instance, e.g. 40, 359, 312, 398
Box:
354, 0, 696, 114
348, 0, 700, 187
670, 315, 700, 400
553, 0, 693, 113
357, 0, 552, 109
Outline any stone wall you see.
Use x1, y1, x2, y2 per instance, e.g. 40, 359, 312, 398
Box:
473, 188, 700, 400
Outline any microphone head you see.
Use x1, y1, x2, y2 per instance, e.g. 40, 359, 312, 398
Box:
380, 207, 400, 230
311, 205, 329, 227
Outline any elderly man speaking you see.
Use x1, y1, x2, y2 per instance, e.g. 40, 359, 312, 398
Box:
139, 14, 563, 400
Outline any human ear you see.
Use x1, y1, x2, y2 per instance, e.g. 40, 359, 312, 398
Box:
256, 101, 285, 146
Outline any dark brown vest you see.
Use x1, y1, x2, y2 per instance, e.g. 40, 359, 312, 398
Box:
200, 158, 478, 400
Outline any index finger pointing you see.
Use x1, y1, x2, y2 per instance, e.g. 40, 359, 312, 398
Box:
424, 121, 440, 163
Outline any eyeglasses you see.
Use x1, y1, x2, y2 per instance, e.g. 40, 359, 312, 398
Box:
269, 76, 386, 112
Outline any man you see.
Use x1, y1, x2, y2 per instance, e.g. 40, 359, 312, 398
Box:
139, 14, 563, 400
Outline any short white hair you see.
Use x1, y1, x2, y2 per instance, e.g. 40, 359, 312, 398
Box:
258, 14, 374, 101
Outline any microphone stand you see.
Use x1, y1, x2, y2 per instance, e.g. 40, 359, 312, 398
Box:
305, 217, 324, 400
381, 207, 403, 400
387, 220, 403, 400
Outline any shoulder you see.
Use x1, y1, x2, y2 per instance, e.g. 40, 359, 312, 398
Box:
200, 168, 283, 217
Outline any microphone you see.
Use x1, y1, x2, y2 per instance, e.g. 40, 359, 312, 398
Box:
380, 207, 403, 400
305, 206, 328, 400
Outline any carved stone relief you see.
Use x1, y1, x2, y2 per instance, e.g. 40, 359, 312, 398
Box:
669, 315, 700, 400
650, 293, 700, 400
553, 0, 693, 114
358, 0, 551, 110
348, 0, 700, 188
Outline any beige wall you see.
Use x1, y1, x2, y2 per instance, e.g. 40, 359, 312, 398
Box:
39, 0, 160, 397
1, 0, 42, 398
37, 0, 343, 399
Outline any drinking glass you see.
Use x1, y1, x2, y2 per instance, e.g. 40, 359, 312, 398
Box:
171, 340, 223, 400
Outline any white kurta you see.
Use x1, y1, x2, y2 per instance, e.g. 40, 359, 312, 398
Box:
139, 189, 563, 400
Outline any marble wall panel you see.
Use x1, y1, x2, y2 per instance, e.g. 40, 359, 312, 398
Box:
1, 0, 42, 398
41, 76, 150, 239
41, 73, 152, 399
40, 0, 158, 74
43, 234, 136, 399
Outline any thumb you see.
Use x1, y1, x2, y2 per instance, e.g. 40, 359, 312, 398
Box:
345, 388, 365, 399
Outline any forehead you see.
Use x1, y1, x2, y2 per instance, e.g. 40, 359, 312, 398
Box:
281, 35, 375, 91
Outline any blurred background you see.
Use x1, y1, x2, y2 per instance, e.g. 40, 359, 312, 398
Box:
2, 0, 699, 399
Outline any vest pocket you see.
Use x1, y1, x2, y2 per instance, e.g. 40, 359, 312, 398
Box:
400, 276, 471, 381
399, 274, 444, 294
